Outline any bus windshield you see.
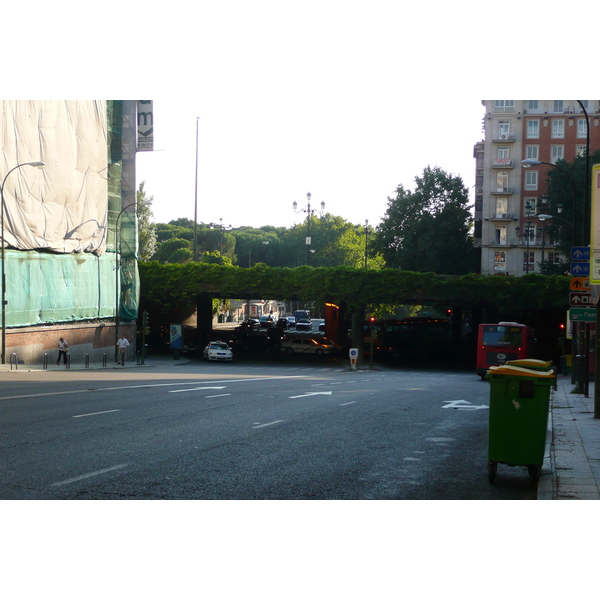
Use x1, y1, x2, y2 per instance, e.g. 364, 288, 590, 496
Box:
481, 325, 523, 346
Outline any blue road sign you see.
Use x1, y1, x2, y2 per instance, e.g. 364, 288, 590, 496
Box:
571, 246, 590, 261
571, 262, 590, 276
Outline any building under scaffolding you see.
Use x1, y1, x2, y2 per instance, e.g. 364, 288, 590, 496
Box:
0, 100, 144, 364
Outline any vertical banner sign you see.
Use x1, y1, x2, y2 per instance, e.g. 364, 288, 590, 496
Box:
590, 164, 600, 284
170, 324, 183, 349
137, 100, 154, 151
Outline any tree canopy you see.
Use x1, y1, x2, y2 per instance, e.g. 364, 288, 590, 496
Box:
375, 166, 475, 274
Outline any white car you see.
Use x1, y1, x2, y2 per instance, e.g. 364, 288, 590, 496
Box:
280, 338, 332, 355
203, 341, 233, 362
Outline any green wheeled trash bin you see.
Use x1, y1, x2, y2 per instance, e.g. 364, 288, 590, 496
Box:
486, 364, 555, 483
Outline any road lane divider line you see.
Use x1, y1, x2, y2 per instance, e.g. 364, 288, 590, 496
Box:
169, 386, 226, 393
72, 409, 121, 418
252, 420, 284, 429
339, 401, 357, 406
50, 463, 128, 487
0, 375, 309, 401
205, 394, 231, 398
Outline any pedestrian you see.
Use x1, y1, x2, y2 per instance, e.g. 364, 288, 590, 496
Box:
116, 335, 129, 365
56, 337, 68, 365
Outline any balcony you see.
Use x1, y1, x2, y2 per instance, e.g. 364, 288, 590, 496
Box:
491, 187, 513, 195
492, 134, 515, 143
488, 213, 515, 221
492, 159, 513, 168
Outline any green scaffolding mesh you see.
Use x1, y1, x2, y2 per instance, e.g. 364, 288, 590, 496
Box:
2, 100, 141, 328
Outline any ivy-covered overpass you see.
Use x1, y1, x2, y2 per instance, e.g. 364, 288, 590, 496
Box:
139, 262, 570, 353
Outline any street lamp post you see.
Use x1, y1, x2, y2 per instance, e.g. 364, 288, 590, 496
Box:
114, 201, 152, 362
293, 192, 325, 265
515, 219, 532, 274
248, 240, 269, 268
1, 161, 45, 364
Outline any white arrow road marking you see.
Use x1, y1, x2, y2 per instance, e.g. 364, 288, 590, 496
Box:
443, 400, 489, 410
169, 386, 227, 393
512, 399, 521, 409
289, 391, 333, 399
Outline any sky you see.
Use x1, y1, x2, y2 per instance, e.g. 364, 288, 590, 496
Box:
134, 4, 489, 230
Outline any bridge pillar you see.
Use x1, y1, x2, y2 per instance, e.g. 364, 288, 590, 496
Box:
197, 293, 213, 341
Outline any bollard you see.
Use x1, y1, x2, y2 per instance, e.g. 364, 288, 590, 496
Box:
10, 353, 18, 370
66, 352, 71, 369
43, 353, 48, 370
573, 354, 585, 394
103, 353, 107, 368
85, 354, 90, 368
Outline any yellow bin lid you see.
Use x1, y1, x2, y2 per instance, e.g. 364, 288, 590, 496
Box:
505, 359, 552, 369
487, 365, 555, 378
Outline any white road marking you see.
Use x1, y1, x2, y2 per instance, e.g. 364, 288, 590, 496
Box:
0, 375, 309, 401
339, 401, 357, 406
169, 386, 226, 393
252, 420, 284, 429
442, 400, 488, 410
50, 463, 128, 487
205, 394, 231, 398
289, 391, 333, 399
72, 409, 121, 418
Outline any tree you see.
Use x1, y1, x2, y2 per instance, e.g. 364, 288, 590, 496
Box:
543, 148, 600, 255
137, 182, 157, 261
375, 166, 475, 274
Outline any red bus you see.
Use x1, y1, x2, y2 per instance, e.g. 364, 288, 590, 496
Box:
476, 322, 535, 379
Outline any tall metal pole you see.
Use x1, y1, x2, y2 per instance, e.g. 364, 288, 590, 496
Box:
1, 162, 45, 364
306, 192, 312, 265
194, 117, 199, 261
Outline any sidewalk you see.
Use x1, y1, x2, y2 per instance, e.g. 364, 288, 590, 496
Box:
537, 375, 600, 500
0, 354, 190, 372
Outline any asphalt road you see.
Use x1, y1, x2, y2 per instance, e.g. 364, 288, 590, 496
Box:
0, 356, 537, 500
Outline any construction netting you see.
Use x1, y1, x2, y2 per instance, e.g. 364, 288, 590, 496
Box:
0, 100, 141, 327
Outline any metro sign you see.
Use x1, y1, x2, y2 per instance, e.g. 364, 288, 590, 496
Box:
570, 277, 591, 291
569, 292, 593, 306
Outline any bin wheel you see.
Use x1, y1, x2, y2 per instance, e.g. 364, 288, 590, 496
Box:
527, 465, 540, 483
487, 461, 497, 483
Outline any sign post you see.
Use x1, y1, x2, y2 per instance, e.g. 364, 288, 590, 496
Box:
349, 348, 358, 370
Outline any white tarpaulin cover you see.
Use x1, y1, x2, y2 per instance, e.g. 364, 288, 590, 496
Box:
1, 100, 108, 256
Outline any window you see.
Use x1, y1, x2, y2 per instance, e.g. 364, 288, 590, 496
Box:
525, 145, 539, 160
552, 119, 564, 138
527, 120, 539, 138
495, 198, 508, 217
553, 100, 564, 113
494, 225, 507, 245
494, 251, 506, 271
524, 198, 537, 216
525, 171, 538, 190
551, 145, 564, 163
577, 119, 588, 138
498, 121, 510, 139
523, 251, 535, 265
528, 100, 539, 111
525, 225, 536, 242
576, 145, 587, 157
496, 172, 509, 192
497, 146, 510, 159
494, 100, 515, 112
549, 252, 562, 265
